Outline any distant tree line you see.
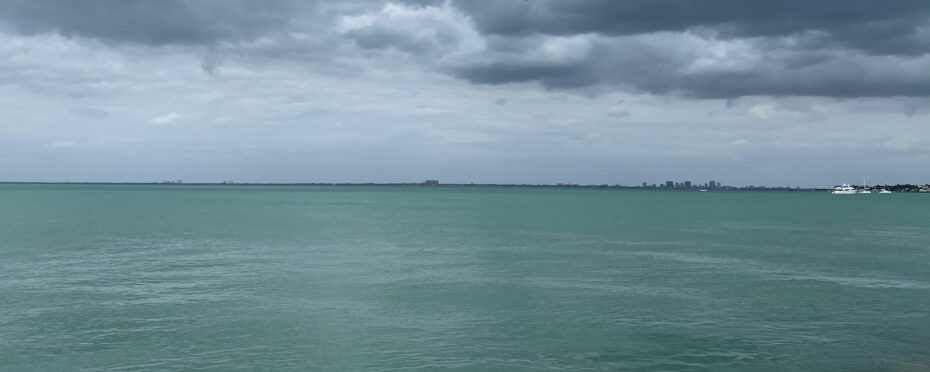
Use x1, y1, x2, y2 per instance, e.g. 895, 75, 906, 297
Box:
876, 184, 930, 192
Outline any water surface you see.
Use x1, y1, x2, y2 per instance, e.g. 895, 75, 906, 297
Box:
1, 185, 928, 371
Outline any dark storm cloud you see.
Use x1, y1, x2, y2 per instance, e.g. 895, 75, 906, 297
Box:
442, 1, 930, 98
444, 36, 930, 98
451, 0, 930, 55
330, 1, 930, 98
0, 0, 301, 45
453, 62, 594, 89
2, 0, 928, 98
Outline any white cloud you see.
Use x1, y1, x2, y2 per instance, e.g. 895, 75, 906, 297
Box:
338, 2, 485, 57
150, 113, 181, 125
538, 36, 594, 64
749, 103, 777, 120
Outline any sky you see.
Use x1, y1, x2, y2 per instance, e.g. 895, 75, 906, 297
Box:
1, 0, 928, 187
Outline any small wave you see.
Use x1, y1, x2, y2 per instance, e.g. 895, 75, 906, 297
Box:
772, 274, 930, 289
627, 249, 930, 290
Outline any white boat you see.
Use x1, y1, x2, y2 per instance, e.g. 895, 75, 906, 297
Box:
879, 189, 892, 194
832, 184, 857, 195
857, 177, 870, 194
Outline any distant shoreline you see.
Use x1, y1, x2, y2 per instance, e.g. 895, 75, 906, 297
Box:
0, 181, 841, 191
3, 181, 929, 192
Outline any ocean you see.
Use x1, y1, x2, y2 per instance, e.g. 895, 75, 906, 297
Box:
1, 184, 928, 371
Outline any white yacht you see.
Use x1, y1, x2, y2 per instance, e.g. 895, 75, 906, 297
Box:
879, 189, 892, 194
832, 184, 857, 195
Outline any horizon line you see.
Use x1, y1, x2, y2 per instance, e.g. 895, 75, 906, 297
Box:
3, 181, 928, 190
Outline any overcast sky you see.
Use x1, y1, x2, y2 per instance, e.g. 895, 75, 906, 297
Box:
1, 0, 928, 186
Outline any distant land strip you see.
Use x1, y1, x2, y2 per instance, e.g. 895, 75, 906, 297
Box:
3, 181, 930, 192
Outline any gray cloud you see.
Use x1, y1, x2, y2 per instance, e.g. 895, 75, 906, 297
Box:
72, 106, 108, 119
200, 49, 224, 75
3, 1, 928, 98
450, 0, 930, 55
0, 0, 302, 45
341, 2, 930, 98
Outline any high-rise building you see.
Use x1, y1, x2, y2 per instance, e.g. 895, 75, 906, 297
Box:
666, 181, 674, 188
709, 180, 717, 188
684, 181, 692, 189
642, 182, 648, 188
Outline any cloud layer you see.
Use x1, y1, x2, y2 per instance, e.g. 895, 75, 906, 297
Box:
344, 1, 930, 97
0, 0, 928, 185
0, 0, 301, 45
2, 0, 928, 98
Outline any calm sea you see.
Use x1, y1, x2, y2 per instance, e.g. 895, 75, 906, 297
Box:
1, 184, 928, 371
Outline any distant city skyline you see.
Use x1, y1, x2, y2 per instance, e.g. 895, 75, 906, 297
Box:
8, 179, 930, 192
1, 1, 928, 187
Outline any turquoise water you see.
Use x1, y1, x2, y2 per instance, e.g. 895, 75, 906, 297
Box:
1, 184, 928, 371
